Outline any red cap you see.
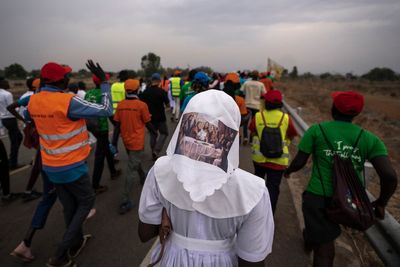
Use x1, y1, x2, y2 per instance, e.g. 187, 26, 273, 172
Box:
264, 90, 282, 104
331, 91, 364, 115
92, 73, 110, 85
40, 62, 72, 82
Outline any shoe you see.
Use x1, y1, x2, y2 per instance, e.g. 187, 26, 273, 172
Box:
46, 258, 76, 267
22, 190, 42, 202
94, 185, 108, 195
10, 241, 35, 262
68, 234, 92, 258
2, 193, 19, 203
110, 169, 121, 180
119, 202, 133, 215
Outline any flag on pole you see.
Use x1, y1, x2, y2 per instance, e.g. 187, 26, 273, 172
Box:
267, 58, 285, 80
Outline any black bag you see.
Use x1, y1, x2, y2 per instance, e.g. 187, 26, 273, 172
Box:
315, 124, 375, 231
259, 111, 285, 158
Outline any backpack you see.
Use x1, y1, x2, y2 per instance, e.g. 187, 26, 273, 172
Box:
259, 111, 285, 158
315, 124, 375, 231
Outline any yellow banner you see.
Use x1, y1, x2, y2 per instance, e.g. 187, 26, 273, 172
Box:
267, 58, 285, 80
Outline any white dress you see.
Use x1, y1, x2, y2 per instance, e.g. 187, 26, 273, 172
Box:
139, 168, 274, 267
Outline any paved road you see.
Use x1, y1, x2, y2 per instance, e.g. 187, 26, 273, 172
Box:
0, 119, 310, 267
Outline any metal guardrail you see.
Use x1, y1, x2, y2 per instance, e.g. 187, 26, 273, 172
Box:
283, 100, 400, 266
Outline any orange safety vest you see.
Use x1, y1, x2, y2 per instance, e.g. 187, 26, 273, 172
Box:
27, 91, 90, 167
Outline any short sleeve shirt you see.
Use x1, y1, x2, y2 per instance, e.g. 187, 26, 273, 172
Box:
113, 98, 151, 151
139, 86, 169, 123
235, 95, 248, 115
298, 121, 388, 196
139, 168, 273, 263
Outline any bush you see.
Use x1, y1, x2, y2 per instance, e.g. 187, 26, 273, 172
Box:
362, 67, 398, 81
5, 63, 28, 79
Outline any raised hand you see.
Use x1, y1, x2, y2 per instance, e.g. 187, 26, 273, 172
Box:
86, 59, 106, 83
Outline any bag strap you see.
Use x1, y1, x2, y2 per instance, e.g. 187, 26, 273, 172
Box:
260, 110, 285, 128
148, 208, 172, 267
313, 138, 328, 198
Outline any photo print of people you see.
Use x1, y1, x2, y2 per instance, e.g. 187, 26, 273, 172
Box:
175, 112, 237, 171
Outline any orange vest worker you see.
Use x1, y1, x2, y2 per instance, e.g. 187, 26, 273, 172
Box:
28, 92, 90, 167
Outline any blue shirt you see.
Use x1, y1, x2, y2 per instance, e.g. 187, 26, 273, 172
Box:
27, 83, 113, 183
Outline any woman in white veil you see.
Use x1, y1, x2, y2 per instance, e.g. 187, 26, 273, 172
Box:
138, 89, 274, 267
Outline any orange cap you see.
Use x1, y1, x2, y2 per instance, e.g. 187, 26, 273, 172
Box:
32, 78, 40, 89
225, 73, 240, 84
124, 79, 140, 92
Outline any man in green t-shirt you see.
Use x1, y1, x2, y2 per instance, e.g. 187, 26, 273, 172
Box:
85, 74, 120, 194
284, 91, 397, 267
179, 69, 197, 105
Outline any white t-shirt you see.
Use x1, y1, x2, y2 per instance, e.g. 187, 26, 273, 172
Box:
139, 168, 274, 266
240, 80, 266, 110
0, 88, 14, 119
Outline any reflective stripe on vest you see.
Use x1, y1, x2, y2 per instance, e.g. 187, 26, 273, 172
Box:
27, 91, 91, 167
41, 139, 89, 155
251, 110, 290, 166
170, 77, 181, 97
40, 126, 87, 141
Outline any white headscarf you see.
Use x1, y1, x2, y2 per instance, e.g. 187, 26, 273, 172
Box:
154, 90, 266, 218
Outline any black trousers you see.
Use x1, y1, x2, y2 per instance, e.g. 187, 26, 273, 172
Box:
2, 118, 22, 167
54, 174, 95, 262
92, 131, 116, 188
0, 139, 10, 195
150, 121, 169, 153
253, 162, 284, 214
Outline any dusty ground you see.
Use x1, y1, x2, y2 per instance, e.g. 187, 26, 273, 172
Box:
279, 79, 399, 267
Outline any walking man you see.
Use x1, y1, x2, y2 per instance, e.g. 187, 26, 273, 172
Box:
284, 91, 398, 267
85, 74, 121, 194
169, 70, 184, 121
249, 90, 298, 213
140, 73, 170, 160
27, 60, 112, 267
0, 78, 23, 170
113, 79, 156, 214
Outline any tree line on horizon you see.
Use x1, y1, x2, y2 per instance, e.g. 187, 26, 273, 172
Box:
1, 52, 399, 82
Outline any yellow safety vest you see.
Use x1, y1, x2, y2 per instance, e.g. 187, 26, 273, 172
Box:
111, 82, 126, 114
251, 109, 290, 166
170, 77, 181, 97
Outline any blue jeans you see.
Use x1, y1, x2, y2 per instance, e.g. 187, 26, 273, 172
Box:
253, 163, 284, 214
31, 172, 57, 229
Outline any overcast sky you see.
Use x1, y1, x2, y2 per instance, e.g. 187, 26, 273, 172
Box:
1, 0, 399, 74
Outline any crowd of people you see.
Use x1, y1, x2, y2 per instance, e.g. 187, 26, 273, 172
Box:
0, 61, 397, 267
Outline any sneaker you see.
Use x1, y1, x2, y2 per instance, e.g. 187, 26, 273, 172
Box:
46, 258, 76, 267
242, 138, 249, 145
110, 169, 121, 180
119, 202, 133, 215
22, 190, 42, 202
2, 193, 19, 203
94, 185, 108, 195
68, 234, 92, 258
10, 241, 35, 262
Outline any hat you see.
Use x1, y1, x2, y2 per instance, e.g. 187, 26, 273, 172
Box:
264, 90, 282, 104
32, 78, 40, 89
124, 79, 140, 92
40, 62, 72, 82
92, 73, 110, 85
151, 73, 161, 81
331, 91, 364, 115
193, 72, 209, 87
225, 73, 240, 84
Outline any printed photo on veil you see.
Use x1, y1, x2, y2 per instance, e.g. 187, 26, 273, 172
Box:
175, 112, 237, 172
